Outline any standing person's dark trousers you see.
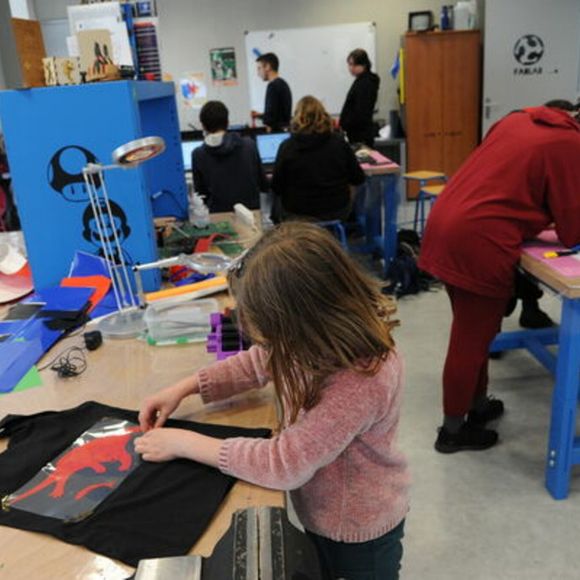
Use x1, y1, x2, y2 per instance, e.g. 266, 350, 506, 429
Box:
443, 285, 510, 417
306, 520, 405, 580
346, 126, 376, 149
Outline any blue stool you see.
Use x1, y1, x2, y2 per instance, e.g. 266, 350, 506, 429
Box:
317, 220, 348, 250
402, 171, 447, 235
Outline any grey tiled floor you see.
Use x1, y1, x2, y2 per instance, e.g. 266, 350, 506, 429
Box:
396, 288, 580, 580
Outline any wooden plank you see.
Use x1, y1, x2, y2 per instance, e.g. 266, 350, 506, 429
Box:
12, 18, 46, 88
441, 31, 481, 175
521, 253, 580, 299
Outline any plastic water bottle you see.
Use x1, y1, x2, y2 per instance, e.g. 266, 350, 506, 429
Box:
454, 0, 477, 30
440, 5, 450, 30
190, 192, 210, 228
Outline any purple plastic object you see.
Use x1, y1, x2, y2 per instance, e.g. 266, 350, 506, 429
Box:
206, 311, 247, 360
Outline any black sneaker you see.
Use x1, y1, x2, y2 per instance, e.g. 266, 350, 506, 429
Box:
519, 308, 554, 329
434, 424, 498, 454
466, 398, 505, 426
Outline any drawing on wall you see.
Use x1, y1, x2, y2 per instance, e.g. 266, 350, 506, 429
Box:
210, 47, 238, 86
180, 72, 208, 108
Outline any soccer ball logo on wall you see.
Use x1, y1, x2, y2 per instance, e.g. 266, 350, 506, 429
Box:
513, 35, 545, 66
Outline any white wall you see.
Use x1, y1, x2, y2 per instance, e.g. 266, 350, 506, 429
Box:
0, 0, 22, 89
34, 0, 445, 128
0, 51, 6, 90
8, 0, 35, 19
33, 0, 68, 21
157, 0, 446, 128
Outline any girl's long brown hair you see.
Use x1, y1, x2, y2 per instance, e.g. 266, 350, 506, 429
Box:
290, 95, 333, 135
229, 223, 397, 427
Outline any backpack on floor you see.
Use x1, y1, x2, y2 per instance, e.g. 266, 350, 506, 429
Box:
385, 229, 433, 297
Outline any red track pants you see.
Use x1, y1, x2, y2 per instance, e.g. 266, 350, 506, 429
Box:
443, 284, 510, 417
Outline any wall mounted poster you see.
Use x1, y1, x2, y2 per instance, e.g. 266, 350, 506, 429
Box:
210, 47, 238, 86
180, 72, 208, 108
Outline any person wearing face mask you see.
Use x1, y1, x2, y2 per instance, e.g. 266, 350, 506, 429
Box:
340, 49, 380, 147
192, 101, 268, 213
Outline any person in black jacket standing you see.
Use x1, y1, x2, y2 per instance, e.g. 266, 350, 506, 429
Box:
340, 49, 380, 147
251, 53, 292, 132
193, 101, 267, 213
272, 96, 365, 221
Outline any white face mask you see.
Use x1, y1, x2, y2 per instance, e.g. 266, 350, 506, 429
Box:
204, 131, 225, 147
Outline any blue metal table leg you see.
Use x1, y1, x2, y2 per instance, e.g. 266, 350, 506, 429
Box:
366, 177, 382, 247
546, 298, 580, 499
382, 174, 399, 277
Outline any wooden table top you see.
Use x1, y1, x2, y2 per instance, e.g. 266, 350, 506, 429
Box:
521, 252, 580, 300
0, 212, 283, 579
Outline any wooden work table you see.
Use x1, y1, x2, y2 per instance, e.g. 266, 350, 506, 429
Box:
0, 212, 283, 579
492, 244, 580, 499
520, 252, 580, 299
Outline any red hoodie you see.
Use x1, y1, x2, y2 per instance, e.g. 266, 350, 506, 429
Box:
419, 106, 580, 298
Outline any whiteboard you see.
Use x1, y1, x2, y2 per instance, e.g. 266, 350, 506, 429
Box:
245, 22, 376, 116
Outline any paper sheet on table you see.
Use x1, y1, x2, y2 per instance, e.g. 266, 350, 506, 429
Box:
523, 231, 580, 277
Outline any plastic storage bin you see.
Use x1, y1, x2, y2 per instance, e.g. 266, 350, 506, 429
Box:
144, 297, 218, 344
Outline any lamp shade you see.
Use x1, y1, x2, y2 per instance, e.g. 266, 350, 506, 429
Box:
112, 136, 166, 167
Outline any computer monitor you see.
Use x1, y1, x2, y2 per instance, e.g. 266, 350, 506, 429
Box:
256, 133, 290, 165
181, 140, 204, 171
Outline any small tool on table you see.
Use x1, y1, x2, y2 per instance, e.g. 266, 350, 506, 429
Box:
544, 245, 580, 259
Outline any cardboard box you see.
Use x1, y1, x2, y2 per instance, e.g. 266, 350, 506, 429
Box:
42, 57, 81, 86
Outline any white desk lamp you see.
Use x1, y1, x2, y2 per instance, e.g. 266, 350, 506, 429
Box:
82, 136, 165, 339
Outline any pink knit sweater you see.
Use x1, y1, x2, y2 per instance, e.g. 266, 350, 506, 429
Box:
197, 345, 410, 543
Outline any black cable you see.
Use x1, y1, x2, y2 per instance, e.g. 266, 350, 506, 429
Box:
38, 346, 88, 378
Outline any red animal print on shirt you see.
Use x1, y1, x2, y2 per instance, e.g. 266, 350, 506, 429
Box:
10, 426, 140, 505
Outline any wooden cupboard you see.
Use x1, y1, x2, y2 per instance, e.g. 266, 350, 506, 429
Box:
403, 30, 482, 198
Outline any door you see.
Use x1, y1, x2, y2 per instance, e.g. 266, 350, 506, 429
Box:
482, 0, 580, 135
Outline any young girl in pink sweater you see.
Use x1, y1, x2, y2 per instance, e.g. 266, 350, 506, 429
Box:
136, 222, 410, 579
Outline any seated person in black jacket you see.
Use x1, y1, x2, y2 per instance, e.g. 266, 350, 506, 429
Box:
340, 48, 380, 147
192, 101, 267, 213
272, 96, 366, 222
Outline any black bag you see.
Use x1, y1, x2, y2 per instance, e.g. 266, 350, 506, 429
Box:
385, 229, 432, 297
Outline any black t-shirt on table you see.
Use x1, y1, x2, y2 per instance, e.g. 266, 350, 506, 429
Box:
0, 401, 270, 566
263, 77, 292, 132
271, 132, 366, 220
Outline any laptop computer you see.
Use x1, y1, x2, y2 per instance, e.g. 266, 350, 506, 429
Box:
256, 133, 290, 167
181, 140, 204, 172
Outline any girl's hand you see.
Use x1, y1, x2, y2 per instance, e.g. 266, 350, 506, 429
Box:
134, 428, 186, 462
135, 428, 223, 467
139, 384, 187, 432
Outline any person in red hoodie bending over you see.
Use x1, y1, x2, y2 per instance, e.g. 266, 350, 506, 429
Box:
419, 101, 580, 454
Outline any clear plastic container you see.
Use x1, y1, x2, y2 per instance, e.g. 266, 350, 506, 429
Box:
144, 297, 218, 344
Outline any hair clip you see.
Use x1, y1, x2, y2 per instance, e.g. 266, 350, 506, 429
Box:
228, 249, 250, 279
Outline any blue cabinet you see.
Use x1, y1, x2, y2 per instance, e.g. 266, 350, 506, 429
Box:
0, 81, 187, 291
